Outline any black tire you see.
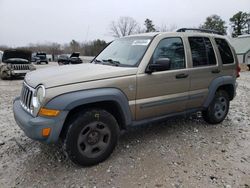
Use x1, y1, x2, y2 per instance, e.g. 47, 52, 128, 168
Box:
64, 109, 119, 166
202, 90, 229, 124
247, 65, 250, 71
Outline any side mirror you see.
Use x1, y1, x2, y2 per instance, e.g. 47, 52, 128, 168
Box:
146, 58, 171, 73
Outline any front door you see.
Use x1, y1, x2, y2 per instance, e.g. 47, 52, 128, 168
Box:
136, 37, 190, 120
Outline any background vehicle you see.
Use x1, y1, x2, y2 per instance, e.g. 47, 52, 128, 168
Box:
57, 54, 70, 65
0, 51, 3, 61
13, 29, 239, 166
0, 50, 3, 61
0, 49, 35, 79
33, 52, 48, 64
58, 52, 83, 65
230, 34, 250, 70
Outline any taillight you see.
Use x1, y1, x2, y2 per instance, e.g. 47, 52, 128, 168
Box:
236, 65, 241, 78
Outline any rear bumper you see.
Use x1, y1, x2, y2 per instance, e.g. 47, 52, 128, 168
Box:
13, 98, 68, 143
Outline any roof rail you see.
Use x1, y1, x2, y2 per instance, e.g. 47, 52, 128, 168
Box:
176, 28, 223, 35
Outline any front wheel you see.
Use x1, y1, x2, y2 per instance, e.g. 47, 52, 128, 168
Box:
202, 90, 229, 124
64, 109, 119, 166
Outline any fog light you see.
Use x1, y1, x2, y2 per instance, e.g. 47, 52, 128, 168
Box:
39, 108, 60, 117
42, 128, 51, 137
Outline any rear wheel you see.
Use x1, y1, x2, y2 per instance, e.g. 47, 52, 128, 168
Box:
203, 90, 229, 124
247, 65, 250, 71
64, 109, 119, 166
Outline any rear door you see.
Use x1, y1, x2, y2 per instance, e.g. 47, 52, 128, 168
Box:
186, 36, 221, 109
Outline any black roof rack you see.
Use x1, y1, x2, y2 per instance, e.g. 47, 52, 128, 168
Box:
176, 28, 223, 35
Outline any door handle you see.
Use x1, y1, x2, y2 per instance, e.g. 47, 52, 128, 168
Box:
175, 73, 189, 79
211, 69, 220, 73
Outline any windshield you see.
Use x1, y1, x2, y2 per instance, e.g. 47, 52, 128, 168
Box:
36, 54, 46, 60
94, 36, 153, 67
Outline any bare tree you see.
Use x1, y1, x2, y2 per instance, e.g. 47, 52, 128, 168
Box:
110, 17, 139, 38
157, 24, 177, 32
135, 25, 146, 34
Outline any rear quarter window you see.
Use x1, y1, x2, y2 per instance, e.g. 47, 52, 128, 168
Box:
215, 38, 234, 64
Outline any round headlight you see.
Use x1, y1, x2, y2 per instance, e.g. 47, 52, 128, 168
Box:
32, 85, 45, 108
36, 85, 45, 104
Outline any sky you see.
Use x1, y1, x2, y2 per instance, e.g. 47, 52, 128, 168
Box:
0, 0, 249, 47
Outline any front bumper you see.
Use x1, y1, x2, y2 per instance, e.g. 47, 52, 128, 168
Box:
13, 97, 68, 143
10, 70, 30, 75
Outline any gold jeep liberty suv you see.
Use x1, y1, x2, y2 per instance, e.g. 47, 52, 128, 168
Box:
13, 28, 240, 166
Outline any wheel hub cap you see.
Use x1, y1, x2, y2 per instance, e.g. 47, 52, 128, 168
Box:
87, 131, 100, 145
214, 96, 227, 119
77, 121, 111, 158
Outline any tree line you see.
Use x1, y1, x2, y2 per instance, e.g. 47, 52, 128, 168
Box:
0, 39, 108, 57
200, 11, 250, 37
110, 11, 250, 38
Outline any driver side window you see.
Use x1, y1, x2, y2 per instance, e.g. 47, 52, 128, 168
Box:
152, 37, 186, 70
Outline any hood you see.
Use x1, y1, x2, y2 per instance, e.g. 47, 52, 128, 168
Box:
70, 52, 80, 58
2, 49, 31, 62
25, 63, 138, 88
4, 58, 29, 64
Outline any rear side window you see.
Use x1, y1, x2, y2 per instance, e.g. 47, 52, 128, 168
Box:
215, 38, 234, 64
189, 37, 216, 67
152, 37, 185, 70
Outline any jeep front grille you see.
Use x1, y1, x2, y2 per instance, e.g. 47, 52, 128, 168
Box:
11, 64, 30, 70
20, 83, 34, 114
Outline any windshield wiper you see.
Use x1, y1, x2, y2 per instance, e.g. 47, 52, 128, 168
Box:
93, 59, 102, 63
102, 59, 120, 66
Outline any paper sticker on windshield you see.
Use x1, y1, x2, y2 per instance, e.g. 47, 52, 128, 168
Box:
132, 39, 150, 46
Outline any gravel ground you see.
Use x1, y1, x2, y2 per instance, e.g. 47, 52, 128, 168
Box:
0, 64, 249, 188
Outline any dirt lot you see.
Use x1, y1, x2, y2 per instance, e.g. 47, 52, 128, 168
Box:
0, 64, 249, 188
